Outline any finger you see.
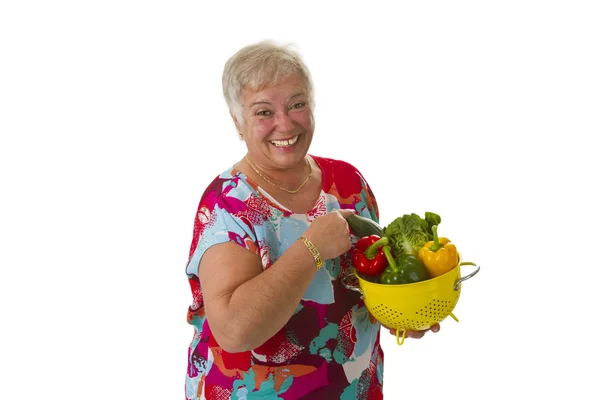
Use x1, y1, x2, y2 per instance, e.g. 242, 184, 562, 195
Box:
431, 323, 440, 333
406, 330, 426, 339
391, 330, 423, 339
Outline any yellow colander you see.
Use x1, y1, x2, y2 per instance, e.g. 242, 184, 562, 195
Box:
342, 257, 480, 345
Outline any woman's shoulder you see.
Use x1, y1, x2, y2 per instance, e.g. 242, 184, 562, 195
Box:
311, 155, 374, 201
196, 165, 253, 208
310, 155, 364, 176
311, 154, 369, 184
199, 166, 235, 195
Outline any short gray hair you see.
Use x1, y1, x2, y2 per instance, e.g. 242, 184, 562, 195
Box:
222, 40, 315, 126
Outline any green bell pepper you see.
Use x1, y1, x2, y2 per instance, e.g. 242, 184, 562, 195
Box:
380, 246, 430, 285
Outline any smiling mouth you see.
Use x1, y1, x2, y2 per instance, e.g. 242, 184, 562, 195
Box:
270, 135, 300, 147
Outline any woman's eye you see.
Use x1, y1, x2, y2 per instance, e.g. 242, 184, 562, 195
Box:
291, 102, 306, 109
256, 110, 272, 116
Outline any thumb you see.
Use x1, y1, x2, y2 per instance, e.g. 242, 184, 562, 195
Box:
337, 208, 358, 218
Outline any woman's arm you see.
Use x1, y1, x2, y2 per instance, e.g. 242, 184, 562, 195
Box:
199, 209, 355, 353
199, 240, 316, 353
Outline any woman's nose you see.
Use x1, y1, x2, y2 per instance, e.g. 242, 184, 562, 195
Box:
274, 111, 295, 132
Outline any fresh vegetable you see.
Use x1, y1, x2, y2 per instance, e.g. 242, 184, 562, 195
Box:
424, 212, 442, 237
351, 235, 389, 276
379, 246, 430, 284
418, 225, 459, 277
348, 211, 449, 283
382, 212, 441, 257
347, 214, 383, 237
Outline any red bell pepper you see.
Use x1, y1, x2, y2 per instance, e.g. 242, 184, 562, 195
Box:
351, 235, 389, 276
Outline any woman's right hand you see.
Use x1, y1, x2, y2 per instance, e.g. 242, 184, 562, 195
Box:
303, 209, 356, 261
384, 323, 441, 339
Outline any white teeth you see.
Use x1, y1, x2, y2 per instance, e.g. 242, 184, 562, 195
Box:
270, 136, 299, 147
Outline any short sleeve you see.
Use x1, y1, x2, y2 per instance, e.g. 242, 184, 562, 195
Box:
356, 169, 380, 224
185, 197, 257, 278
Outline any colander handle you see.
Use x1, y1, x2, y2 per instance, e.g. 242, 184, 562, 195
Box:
454, 261, 480, 291
341, 272, 364, 295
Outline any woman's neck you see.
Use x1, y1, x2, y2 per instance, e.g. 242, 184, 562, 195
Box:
243, 155, 312, 194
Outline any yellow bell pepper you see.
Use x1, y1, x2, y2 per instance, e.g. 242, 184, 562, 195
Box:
418, 225, 458, 278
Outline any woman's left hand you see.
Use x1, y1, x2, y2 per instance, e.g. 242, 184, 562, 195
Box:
384, 323, 440, 339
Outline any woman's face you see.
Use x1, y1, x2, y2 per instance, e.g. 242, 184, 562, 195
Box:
235, 73, 314, 170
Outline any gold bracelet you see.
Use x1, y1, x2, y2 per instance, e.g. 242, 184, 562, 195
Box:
299, 236, 323, 271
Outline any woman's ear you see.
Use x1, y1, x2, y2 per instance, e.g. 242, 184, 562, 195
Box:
231, 112, 243, 140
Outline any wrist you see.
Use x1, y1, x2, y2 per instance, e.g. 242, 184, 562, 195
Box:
298, 236, 323, 271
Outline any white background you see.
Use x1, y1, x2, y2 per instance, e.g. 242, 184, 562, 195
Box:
1, 1, 599, 399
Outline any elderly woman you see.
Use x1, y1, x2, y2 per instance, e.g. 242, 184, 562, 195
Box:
184, 41, 437, 400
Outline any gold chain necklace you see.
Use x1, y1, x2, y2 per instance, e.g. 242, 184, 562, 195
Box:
244, 156, 312, 194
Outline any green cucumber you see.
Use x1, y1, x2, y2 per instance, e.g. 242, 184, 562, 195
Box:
347, 214, 383, 237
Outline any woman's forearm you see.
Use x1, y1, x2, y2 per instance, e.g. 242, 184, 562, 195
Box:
212, 240, 319, 352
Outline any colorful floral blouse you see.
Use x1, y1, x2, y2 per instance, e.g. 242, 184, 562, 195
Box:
185, 155, 384, 399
